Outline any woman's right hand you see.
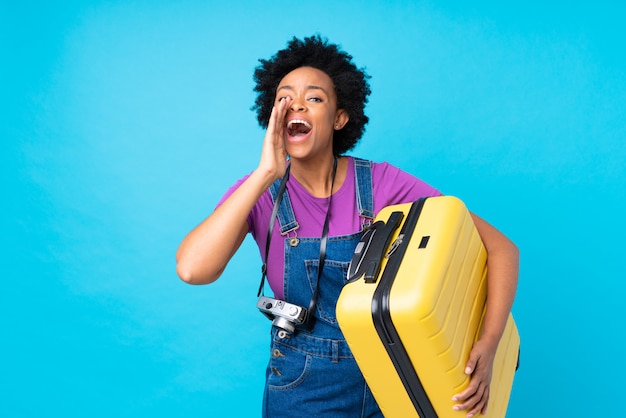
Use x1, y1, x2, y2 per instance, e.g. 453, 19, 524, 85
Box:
176, 97, 293, 285
258, 96, 291, 181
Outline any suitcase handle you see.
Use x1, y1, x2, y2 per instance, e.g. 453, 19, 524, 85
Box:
347, 211, 404, 283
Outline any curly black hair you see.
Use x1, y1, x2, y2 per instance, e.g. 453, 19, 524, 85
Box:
252, 35, 371, 156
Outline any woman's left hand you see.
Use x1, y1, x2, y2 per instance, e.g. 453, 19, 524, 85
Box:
451, 338, 498, 417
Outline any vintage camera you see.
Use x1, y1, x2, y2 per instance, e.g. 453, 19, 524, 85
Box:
257, 296, 308, 334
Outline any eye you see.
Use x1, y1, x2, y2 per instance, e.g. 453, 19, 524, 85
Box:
307, 97, 323, 103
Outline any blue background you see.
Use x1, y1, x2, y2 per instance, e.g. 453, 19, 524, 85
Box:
3, 1, 624, 417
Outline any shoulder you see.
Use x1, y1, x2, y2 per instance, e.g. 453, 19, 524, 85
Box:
352, 158, 423, 186
352, 158, 441, 209
348, 156, 409, 176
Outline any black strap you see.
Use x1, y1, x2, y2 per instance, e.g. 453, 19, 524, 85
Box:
305, 157, 337, 329
257, 164, 291, 297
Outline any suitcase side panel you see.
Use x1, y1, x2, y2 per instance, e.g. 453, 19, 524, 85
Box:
336, 202, 420, 418
337, 280, 420, 417
371, 200, 437, 417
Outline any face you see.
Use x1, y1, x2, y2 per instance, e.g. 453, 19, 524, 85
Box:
275, 66, 348, 160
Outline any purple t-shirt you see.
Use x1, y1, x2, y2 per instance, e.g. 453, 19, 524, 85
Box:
218, 156, 441, 299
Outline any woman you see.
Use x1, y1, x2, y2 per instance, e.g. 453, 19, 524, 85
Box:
176, 35, 518, 418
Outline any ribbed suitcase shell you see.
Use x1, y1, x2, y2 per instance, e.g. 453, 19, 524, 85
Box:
336, 196, 519, 418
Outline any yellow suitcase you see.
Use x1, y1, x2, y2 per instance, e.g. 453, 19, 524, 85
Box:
336, 196, 519, 418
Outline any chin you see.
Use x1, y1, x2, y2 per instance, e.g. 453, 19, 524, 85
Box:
284, 144, 311, 159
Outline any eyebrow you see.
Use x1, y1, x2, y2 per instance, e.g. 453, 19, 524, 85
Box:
277, 85, 329, 95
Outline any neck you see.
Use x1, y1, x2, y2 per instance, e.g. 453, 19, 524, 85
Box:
290, 156, 342, 198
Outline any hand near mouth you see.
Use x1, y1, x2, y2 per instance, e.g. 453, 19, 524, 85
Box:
258, 96, 291, 181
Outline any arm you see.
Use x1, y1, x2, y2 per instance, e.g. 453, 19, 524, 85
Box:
175, 97, 292, 285
452, 213, 519, 417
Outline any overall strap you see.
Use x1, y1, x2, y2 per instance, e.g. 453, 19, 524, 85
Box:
268, 174, 300, 235
353, 157, 375, 223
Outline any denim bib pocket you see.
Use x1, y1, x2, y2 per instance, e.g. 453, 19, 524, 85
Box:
304, 259, 350, 324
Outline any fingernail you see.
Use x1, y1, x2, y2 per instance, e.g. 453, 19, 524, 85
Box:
465, 366, 472, 374
452, 406, 460, 411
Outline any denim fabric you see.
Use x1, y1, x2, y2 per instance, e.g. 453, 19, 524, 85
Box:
262, 159, 381, 417
353, 158, 375, 221
263, 328, 381, 418
269, 179, 299, 235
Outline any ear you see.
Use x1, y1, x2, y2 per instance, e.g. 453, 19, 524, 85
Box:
334, 109, 349, 130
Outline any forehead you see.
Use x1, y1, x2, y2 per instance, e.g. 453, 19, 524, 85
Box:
277, 66, 335, 92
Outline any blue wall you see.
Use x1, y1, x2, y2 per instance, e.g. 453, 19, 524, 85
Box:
3, 1, 624, 416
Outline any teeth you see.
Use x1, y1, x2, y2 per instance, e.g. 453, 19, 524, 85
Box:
287, 119, 312, 129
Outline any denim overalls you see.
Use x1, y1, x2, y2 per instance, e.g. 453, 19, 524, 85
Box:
263, 158, 383, 418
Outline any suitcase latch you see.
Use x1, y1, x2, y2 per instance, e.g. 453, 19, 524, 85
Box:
386, 234, 404, 258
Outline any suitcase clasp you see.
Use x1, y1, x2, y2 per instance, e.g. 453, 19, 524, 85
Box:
386, 234, 404, 258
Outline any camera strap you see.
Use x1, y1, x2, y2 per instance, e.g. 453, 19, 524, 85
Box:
257, 163, 291, 297
306, 156, 337, 330
257, 157, 338, 331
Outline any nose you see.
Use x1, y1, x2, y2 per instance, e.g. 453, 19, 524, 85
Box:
289, 97, 305, 112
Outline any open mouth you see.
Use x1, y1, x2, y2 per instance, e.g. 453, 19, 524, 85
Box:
286, 119, 312, 137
